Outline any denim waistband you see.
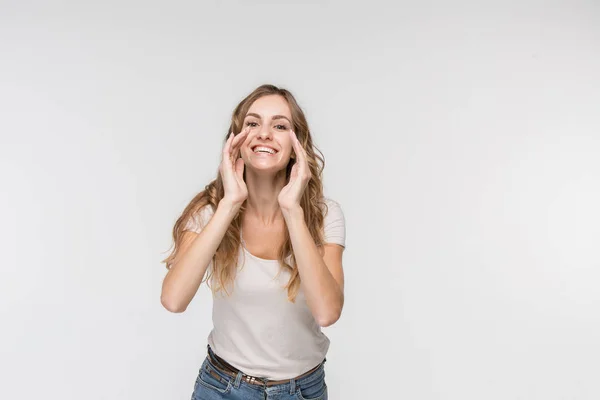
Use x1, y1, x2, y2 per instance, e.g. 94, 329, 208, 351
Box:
205, 344, 326, 390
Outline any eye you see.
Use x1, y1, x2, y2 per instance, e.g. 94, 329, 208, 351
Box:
245, 121, 258, 128
275, 124, 288, 130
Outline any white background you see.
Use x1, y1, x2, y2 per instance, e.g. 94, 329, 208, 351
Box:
1, 1, 599, 399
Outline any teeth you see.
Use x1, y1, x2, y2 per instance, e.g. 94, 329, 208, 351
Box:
253, 146, 276, 154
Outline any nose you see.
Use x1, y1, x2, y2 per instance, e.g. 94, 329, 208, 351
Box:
256, 124, 273, 140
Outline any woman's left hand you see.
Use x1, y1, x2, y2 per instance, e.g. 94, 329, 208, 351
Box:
278, 130, 311, 211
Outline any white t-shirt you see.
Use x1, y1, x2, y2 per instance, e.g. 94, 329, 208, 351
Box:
183, 197, 346, 380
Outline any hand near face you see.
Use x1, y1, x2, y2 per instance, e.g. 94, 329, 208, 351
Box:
220, 127, 250, 208
277, 130, 311, 211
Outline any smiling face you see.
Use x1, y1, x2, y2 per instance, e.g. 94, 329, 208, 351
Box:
240, 94, 295, 174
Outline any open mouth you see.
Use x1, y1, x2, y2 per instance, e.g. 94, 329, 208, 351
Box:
251, 145, 278, 155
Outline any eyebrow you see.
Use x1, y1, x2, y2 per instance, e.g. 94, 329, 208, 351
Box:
245, 112, 292, 124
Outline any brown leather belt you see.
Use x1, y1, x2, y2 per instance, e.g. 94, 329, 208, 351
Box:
207, 351, 322, 387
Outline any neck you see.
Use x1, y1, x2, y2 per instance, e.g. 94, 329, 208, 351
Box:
244, 168, 288, 225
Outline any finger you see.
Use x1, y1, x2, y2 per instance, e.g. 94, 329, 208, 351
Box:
238, 125, 251, 135
231, 140, 245, 162
229, 130, 237, 157
223, 132, 234, 159
232, 127, 250, 159
289, 130, 298, 158
234, 157, 245, 180
222, 133, 238, 177
294, 131, 307, 157
232, 126, 250, 146
290, 162, 299, 180
229, 128, 247, 160
291, 131, 307, 170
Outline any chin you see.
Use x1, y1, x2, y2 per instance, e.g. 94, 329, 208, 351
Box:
245, 156, 289, 171
247, 165, 285, 175
246, 159, 290, 174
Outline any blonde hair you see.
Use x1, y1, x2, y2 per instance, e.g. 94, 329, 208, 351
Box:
162, 84, 328, 302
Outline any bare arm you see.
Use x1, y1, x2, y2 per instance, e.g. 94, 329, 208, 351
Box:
160, 200, 239, 313
161, 127, 250, 313
277, 131, 345, 327
283, 206, 345, 327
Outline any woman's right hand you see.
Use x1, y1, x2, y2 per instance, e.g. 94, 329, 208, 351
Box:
220, 126, 250, 209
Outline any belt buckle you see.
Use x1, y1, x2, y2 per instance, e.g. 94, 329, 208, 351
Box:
244, 374, 262, 385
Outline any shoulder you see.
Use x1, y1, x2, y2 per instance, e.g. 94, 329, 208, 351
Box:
321, 196, 346, 247
183, 203, 215, 233
199, 203, 215, 220
321, 197, 344, 218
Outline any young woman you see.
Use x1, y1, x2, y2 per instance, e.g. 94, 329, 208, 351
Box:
161, 84, 346, 400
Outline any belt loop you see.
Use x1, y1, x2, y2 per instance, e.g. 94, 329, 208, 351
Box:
234, 371, 243, 389
289, 378, 296, 395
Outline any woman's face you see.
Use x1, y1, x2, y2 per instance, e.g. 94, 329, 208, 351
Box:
240, 95, 294, 173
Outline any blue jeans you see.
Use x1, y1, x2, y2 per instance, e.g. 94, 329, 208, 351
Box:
191, 345, 328, 400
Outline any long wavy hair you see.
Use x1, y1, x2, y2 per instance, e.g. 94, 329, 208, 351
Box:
161, 84, 327, 302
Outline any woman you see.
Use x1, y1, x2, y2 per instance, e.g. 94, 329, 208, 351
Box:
161, 84, 346, 400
